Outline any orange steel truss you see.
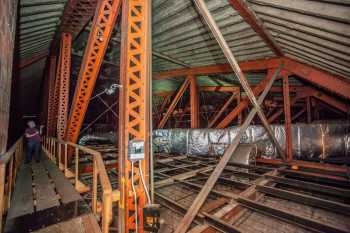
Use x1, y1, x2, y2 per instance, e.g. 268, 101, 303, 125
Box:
50, 47, 63, 137
57, 0, 98, 39
47, 56, 57, 136
118, 0, 151, 233
65, 0, 121, 144
57, 33, 72, 140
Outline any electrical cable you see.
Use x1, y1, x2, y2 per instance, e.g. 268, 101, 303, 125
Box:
139, 160, 152, 205
131, 161, 138, 233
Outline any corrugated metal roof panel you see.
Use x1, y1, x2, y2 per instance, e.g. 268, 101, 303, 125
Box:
18, 0, 67, 59
248, 0, 350, 78
151, 0, 275, 70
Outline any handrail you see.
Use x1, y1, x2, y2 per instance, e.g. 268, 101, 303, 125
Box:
42, 136, 117, 233
0, 137, 24, 233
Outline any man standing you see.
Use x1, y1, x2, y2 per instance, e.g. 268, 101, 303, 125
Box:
25, 121, 41, 163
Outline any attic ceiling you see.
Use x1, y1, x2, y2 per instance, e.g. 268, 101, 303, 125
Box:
16, 0, 350, 96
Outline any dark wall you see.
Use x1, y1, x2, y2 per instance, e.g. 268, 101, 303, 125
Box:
0, 0, 18, 153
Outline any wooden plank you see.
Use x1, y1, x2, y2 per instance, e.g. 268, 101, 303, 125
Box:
43, 159, 81, 204
32, 162, 60, 211
7, 164, 34, 219
155, 166, 213, 188
32, 214, 101, 233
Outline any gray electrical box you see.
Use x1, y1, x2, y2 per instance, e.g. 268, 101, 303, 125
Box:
128, 140, 145, 161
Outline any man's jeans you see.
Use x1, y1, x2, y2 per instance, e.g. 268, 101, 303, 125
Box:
26, 141, 41, 163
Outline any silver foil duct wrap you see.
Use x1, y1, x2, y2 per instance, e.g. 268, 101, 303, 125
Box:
79, 132, 117, 145
153, 122, 350, 160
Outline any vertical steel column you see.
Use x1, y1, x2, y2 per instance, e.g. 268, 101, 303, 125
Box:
189, 75, 199, 128
46, 56, 57, 136
50, 44, 63, 137
65, 0, 121, 144
237, 87, 242, 125
306, 96, 312, 123
57, 33, 72, 140
312, 98, 320, 120
118, 0, 151, 232
283, 74, 293, 161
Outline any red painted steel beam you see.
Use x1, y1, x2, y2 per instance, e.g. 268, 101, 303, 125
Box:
291, 106, 306, 122
200, 86, 239, 92
228, 0, 283, 56
282, 57, 350, 100
153, 57, 281, 80
154, 57, 350, 100
65, 0, 121, 144
57, 33, 72, 140
283, 74, 293, 162
18, 52, 48, 69
157, 79, 190, 129
153, 86, 303, 97
237, 88, 242, 125
50, 51, 62, 137
208, 92, 237, 128
118, 1, 151, 232
50, 0, 98, 51
306, 96, 312, 123
308, 89, 350, 114
46, 56, 57, 136
216, 69, 276, 128
189, 75, 199, 128
267, 94, 304, 123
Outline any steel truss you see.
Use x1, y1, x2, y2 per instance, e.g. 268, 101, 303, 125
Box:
118, 1, 151, 233
57, 33, 72, 140
65, 0, 121, 144
46, 56, 57, 136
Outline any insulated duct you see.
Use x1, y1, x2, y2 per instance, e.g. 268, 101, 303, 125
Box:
153, 122, 350, 161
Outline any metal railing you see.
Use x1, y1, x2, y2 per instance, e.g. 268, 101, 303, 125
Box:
42, 136, 119, 233
0, 137, 24, 233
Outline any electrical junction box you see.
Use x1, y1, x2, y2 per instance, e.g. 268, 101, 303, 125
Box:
128, 140, 145, 161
